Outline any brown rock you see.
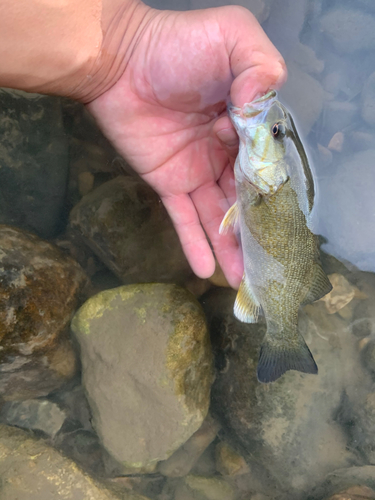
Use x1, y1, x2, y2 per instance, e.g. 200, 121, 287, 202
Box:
0, 225, 87, 399
325, 485, 375, 499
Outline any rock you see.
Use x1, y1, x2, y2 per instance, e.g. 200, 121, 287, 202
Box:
362, 72, 375, 127
310, 466, 375, 500
69, 176, 191, 285
348, 131, 375, 153
208, 260, 230, 288
322, 101, 358, 139
202, 287, 370, 498
0, 399, 67, 438
316, 150, 375, 272
49, 383, 93, 431
189, 0, 271, 24
317, 144, 333, 167
78, 171, 95, 197
0, 337, 78, 401
288, 42, 324, 76
0, 226, 86, 400
71, 284, 213, 472
320, 10, 375, 54
0, 89, 69, 238
215, 441, 249, 476
279, 64, 325, 137
319, 274, 361, 315
325, 486, 375, 500
328, 132, 345, 153
0, 423, 148, 500
157, 414, 220, 477
174, 475, 236, 500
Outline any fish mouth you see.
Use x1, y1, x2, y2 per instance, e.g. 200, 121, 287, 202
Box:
228, 89, 277, 119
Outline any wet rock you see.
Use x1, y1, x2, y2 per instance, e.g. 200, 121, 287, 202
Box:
279, 64, 325, 137
49, 383, 93, 431
322, 101, 358, 139
310, 466, 375, 500
316, 150, 375, 272
328, 132, 345, 153
320, 10, 375, 54
174, 475, 236, 500
215, 441, 249, 476
69, 176, 191, 285
319, 274, 362, 315
190, 443, 217, 477
0, 90, 69, 238
0, 399, 67, 438
208, 260, 230, 288
157, 414, 220, 477
189, 0, 270, 24
349, 131, 375, 153
325, 486, 375, 500
0, 424, 148, 500
202, 287, 369, 498
317, 144, 333, 167
0, 226, 86, 400
71, 284, 213, 472
362, 72, 375, 128
289, 42, 324, 76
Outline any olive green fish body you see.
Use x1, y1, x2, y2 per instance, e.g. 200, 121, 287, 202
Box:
220, 91, 332, 383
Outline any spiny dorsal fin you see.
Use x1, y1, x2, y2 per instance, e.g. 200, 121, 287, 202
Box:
257, 333, 318, 383
219, 202, 239, 235
302, 263, 333, 305
234, 274, 260, 323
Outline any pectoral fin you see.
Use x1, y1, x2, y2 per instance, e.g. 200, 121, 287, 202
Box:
234, 274, 260, 323
302, 263, 333, 305
219, 202, 239, 235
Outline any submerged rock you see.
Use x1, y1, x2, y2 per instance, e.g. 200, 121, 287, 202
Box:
0, 225, 86, 400
71, 284, 213, 472
320, 10, 375, 54
325, 486, 375, 500
0, 424, 148, 500
69, 176, 191, 285
202, 287, 368, 498
174, 475, 236, 500
0, 399, 67, 438
0, 90, 69, 238
362, 72, 375, 127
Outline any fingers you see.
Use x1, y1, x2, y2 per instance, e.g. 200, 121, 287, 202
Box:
162, 193, 216, 279
213, 115, 238, 165
190, 181, 243, 289
216, 6, 287, 107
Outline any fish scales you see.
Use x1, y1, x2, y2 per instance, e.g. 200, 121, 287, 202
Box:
220, 90, 332, 383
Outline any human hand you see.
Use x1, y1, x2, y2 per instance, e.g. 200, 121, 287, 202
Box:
86, 4, 286, 288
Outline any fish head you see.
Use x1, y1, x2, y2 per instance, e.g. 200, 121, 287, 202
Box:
229, 91, 289, 194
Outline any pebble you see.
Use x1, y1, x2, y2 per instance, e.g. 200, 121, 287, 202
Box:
71, 284, 213, 472
215, 441, 249, 476
328, 132, 344, 153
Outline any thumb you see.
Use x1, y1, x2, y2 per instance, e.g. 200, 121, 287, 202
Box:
217, 6, 287, 107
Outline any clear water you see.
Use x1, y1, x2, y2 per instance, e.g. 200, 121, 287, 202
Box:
1, 1, 375, 499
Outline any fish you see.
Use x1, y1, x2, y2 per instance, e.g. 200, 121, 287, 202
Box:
219, 90, 332, 384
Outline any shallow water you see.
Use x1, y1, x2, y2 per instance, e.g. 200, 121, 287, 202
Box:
1, 1, 375, 500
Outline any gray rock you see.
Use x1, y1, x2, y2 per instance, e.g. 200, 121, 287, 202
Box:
189, 0, 271, 24
322, 100, 358, 139
0, 89, 69, 238
279, 64, 325, 137
157, 414, 220, 477
362, 72, 375, 127
71, 284, 213, 472
203, 288, 369, 499
320, 9, 375, 54
69, 176, 191, 285
316, 150, 375, 272
0, 424, 148, 500
0, 399, 67, 438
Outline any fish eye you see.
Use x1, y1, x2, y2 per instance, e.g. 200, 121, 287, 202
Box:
271, 123, 280, 137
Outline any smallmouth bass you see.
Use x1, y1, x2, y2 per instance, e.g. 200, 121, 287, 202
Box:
220, 90, 332, 383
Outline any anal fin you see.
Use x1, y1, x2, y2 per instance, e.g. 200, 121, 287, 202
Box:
302, 263, 333, 305
219, 202, 239, 235
234, 274, 260, 323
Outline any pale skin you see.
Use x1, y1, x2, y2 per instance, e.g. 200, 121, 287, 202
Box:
0, 0, 286, 288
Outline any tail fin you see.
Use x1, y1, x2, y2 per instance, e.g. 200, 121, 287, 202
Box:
257, 333, 318, 383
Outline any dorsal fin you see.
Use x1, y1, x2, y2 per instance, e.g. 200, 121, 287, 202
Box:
219, 202, 239, 235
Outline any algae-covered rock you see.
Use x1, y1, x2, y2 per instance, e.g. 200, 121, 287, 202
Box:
69, 176, 191, 285
0, 424, 148, 500
71, 283, 213, 472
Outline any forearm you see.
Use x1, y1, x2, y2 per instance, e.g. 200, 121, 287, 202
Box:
0, 0, 152, 102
